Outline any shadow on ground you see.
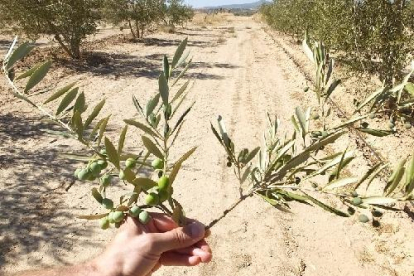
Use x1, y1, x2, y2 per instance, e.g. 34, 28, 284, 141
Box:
55, 51, 238, 80
0, 113, 96, 267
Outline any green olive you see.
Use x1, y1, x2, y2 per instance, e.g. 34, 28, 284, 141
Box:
100, 149, 107, 155
312, 114, 320, 120
112, 211, 125, 223
139, 211, 151, 225
89, 162, 101, 176
101, 198, 114, 210
404, 122, 412, 129
352, 197, 362, 205
100, 174, 111, 187
152, 158, 164, 170
74, 168, 82, 178
119, 169, 126, 180
78, 169, 90, 181
99, 217, 110, 230
158, 189, 170, 202
351, 191, 358, 197
125, 158, 136, 169
129, 205, 142, 218
97, 160, 108, 169
358, 214, 369, 223
321, 131, 328, 138
369, 113, 376, 119
158, 176, 170, 191
145, 193, 159, 206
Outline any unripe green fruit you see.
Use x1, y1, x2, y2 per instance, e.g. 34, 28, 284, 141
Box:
352, 197, 362, 205
369, 113, 376, 119
129, 205, 142, 218
158, 176, 170, 191
74, 168, 82, 178
158, 189, 170, 202
152, 158, 164, 170
389, 122, 395, 129
78, 169, 90, 181
99, 217, 110, 230
101, 198, 114, 210
311, 131, 322, 138
351, 191, 358, 197
100, 149, 107, 155
145, 193, 159, 206
404, 123, 412, 129
89, 162, 101, 176
312, 114, 320, 120
119, 169, 126, 180
88, 174, 97, 181
112, 211, 125, 223
100, 174, 111, 187
372, 209, 383, 218
125, 158, 136, 169
358, 214, 369, 223
97, 160, 108, 169
321, 131, 328, 138
139, 211, 151, 224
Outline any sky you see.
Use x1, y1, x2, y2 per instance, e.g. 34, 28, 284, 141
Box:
185, 0, 260, 8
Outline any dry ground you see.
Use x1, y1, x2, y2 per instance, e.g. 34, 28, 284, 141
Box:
0, 15, 413, 276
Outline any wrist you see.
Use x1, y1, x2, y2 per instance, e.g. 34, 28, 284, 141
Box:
88, 254, 122, 276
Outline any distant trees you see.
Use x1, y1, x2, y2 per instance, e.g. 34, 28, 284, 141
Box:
261, 0, 414, 84
0, 0, 101, 59
103, 0, 194, 39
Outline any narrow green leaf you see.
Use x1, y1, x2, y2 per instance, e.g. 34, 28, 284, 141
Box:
170, 147, 197, 184
56, 87, 79, 115
365, 164, 389, 192
355, 163, 382, 190
118, 125, 128, 154
325, 79, 341, 100
24, 60, 52, 93
133, 95, 144, 117
172, 57, 193, 87
172, 38, 188, 68
159, 73, 169, 105
362, 197, 398, 205
105, 137, 120, 169
163, 55, 170, 79
385, 159, 406, 196
217, 116, 230, 148
333, 115, 369, 130
211, 124, 224, 146
142, 136, 163, 159
176, 50, 190, 69
77, 213, 107, 220
84, 99, 106, 129
73, 92, 86, 113
97, 115, 111, 145
306, 131, 346, 152
244, 147, 260, 164
356, 87, 386, 112
6, 42, 35, 70
295, 107, 307, 138
145, 94, 160, 117
15, 63, 42, 80
172, 104, 193, 134
44, 82, 76, 104
302, 38, 314, 63
172, 80, 190, 103
92, 188, 103, 203
72, 110, 83, 139
302, 192, 349, 217
323, 177, 359, 191
124, 119, 160, 138
132, 178, 157, 190
357, 128, 392, 137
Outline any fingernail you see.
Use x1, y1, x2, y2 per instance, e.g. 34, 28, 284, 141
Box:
187, 222, 205, 239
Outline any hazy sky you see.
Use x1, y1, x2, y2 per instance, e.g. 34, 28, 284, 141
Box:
185, 0, 258, 8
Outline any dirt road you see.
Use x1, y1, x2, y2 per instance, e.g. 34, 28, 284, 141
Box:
1, 15, 413, 276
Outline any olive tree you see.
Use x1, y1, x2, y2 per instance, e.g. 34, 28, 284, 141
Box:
162, 0, 194, 27
0, 0, 101, 59
103, 0, 164, 39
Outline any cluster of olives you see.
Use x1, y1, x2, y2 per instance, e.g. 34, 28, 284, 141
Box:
99, 205, 151, 230
347, 191, 383, 224
145, 175, 172, 206
74, 149, 109, 183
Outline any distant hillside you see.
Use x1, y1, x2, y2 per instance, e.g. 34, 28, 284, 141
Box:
203, 0, 269, 10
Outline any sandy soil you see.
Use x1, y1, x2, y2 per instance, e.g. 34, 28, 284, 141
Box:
0, 15, 413, 276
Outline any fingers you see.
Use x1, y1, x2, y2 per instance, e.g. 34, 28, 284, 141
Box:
150, 221, 206, 252
174, 246, 212, 263
159, 252, 202, 266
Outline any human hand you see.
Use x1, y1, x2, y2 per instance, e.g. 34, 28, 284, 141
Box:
92, 213, 212, 276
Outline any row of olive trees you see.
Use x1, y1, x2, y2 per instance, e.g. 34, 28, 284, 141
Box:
260, 0, 414, 85
0, 0, 194, 58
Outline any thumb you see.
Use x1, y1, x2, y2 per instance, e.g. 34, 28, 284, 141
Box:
151, 221, 206, 253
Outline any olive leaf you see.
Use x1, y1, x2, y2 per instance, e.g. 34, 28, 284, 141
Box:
56, 87, 79, 115
142, 136, 163, 159
170, 147, 197, 184
124, 119, 160, 138
105, 137, 120, 169
159, 73, 169, 106
84, 99, 106, 129
24, 60, 52, 93
6, 41, 34, 70
118, 125, 128, 154
44, 82, 77, 104
172, 37, 188, 69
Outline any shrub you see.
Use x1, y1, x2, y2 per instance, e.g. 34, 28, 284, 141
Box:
0, 0, 101, 59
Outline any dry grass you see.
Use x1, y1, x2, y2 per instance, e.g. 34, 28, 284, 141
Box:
158, 24, 175, 34
192, 12, 232, 26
